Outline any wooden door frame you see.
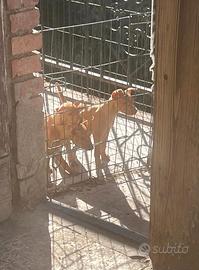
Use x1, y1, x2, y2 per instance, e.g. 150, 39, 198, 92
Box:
150, 0, 199, 269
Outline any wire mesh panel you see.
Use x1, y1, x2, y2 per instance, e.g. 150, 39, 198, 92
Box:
39, 0, 152, 237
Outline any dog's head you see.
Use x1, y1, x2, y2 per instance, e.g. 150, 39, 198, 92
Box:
55, 102, 93, 150
55, 102, 82, 127
111, 88, 137, 115
72, 121, 93, 150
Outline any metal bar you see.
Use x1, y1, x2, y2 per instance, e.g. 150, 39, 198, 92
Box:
41, 26, 151, 52
42, 16, 131, 32
43, 57, 152, 92
45, 199, 148, 245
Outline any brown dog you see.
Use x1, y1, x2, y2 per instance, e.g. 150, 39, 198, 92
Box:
45, 94, 93, 178
57, 87, 137, 177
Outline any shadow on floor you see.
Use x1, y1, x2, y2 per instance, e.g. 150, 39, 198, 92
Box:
55, 171, 149, 237
0, 203, 151, 270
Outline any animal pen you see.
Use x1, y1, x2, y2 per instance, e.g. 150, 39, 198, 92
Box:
40, 0, 152, 239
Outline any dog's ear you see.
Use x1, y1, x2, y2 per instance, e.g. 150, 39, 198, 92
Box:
125, 88, 135, 96
111, 89, 124, 99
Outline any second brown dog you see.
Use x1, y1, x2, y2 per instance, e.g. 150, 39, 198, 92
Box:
45, 90, 93, 178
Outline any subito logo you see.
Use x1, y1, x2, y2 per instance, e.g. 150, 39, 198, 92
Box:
138, 243, 150, 256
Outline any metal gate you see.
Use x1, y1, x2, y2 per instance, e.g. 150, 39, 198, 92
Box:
39, 0, 152, 239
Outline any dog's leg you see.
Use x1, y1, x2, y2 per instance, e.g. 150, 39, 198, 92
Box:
47, 157, 54, 187
93, 143, 104, 179
94, 145, 101, 167
93, 133, 101, 167
99, 134, 110, 164
54, 154, 73, 175
63, 141, 80, 175
67, 146, 81, 175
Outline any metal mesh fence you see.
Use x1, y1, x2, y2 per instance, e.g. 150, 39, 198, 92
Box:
39, 0, 152, 239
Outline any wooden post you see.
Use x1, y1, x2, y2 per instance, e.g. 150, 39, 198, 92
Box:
150, 0, 199, 269
0, 0, 13, 221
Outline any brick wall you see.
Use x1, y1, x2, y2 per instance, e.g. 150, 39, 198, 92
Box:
7, 0, 47, 207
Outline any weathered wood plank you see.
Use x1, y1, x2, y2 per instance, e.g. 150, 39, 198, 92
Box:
0, 1, 9, 158
0, 0, 12, 221
151, 0, 199, 269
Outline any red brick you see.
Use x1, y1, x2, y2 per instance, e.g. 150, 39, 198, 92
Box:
12, 32, 42, 56
12, 53, 41, 78
7, 0, 39, 10
15, 77, 44, 101
10, 8, 40, 34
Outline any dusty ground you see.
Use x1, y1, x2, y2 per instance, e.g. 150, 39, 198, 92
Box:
54, 170, 150, 237
0, 86, 153, 269
0, 200, 151, 270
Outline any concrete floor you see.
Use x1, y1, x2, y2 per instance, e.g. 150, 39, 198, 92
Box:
0, 202, 152, 270
54, 170, 150, 237
10, 85, 152, 269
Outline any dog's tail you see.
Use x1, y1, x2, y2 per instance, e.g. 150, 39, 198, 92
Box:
55, 82, 65, 104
